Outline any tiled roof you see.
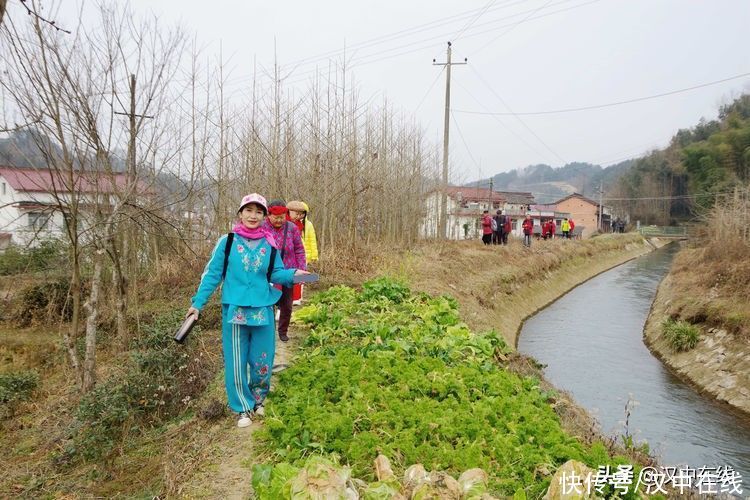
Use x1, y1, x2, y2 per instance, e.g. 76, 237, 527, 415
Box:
495, 191, 535, 204
445, 186, 505, 203
554, 192, 600, 207
0, 166, 149, 195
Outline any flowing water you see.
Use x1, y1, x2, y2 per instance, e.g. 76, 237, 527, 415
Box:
518, 243, 750, 489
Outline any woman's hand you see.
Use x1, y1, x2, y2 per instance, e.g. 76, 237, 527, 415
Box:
186, 306, 200, 320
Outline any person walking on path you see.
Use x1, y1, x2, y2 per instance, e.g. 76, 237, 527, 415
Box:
522, 214, 534, 247
492, 210, 504, 245
481, 210, 493, 245
186, 193, 309, 428
561, 218, 571, 239
502, 213, 511, 245
287, 200, 318, 304
263, 200, 306, 342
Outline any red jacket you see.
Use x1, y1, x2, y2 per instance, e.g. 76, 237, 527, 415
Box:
522, 218, 534, 235
482, 215, 493, 235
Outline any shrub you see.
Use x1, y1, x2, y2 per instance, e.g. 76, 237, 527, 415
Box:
662, 318, 701, 351
0, 370, 39, 418
11, 277, 74, 327
65, 311, 219, 462
0, 240, 67, 276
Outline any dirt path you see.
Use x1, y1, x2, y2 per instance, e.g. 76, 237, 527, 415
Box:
178, 332, 299, 499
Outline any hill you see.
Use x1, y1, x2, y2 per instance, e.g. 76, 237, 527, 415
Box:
611, 94, 750, 224
471, 160, 635, 204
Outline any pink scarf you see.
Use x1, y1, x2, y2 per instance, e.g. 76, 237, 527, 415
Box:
232, 222, 279, 249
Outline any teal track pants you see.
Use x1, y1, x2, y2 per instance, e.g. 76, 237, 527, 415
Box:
221, 305, 276, 413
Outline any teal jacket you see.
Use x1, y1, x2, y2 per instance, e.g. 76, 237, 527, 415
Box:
191, 234, 295, 311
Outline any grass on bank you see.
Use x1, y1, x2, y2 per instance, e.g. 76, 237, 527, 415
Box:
662, 318, 701, 352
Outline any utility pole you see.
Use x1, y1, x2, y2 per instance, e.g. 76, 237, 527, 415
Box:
489, 177, 494, 211
112, 74, 154, 344
114, 74, 154, 180
597, 180, 603, 231
433, 42, 467, 238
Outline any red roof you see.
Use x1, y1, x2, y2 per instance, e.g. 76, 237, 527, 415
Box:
444, 186, 505, 203
554, 192, 600, 207
0, 166, 149, 195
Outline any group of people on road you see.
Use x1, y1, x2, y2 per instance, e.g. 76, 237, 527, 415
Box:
481, 210, 512, 245
482, 210, 576, 248
185, 194, 318, 427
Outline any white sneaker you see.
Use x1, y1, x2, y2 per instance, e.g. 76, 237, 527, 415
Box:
292, 299, 302, 306
254, 405, 265, 417
237, 412, 252, 428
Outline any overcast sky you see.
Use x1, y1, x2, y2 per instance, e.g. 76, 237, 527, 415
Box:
32, 0, 750, 182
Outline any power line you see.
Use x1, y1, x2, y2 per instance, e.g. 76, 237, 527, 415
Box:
217, 0, 532, 90
412, 65, 446, 116
453, 78, 555, 163
469, 65, 567, 165
602, 191, 736, 202
474, 0, 558, 55
453, 0, 499, 42
451, 110, 483, 174
454, 71, 750, 116
217, 0, 594, 92
279, 0, 526, 71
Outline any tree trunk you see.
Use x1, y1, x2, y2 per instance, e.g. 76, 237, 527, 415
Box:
82, 246, 105, 393
65, 247, 83, 384
109, 236, 128, 346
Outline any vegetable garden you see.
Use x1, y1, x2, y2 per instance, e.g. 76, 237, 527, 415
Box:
252, 278, 646, 498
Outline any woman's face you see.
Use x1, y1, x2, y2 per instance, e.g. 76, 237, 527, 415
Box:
288, 209, 305, 221
239, 203, 265, 229
268, 213, 286, 228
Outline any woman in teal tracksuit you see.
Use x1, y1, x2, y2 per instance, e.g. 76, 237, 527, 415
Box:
186, 193, 309, 427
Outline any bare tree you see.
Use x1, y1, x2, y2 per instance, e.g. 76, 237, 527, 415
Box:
1, 2, 186, 391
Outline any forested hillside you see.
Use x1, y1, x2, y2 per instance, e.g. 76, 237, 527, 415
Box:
611, 94, 750, 224
474, 95, 750, 220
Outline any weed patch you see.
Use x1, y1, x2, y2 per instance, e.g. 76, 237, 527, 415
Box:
60, 311, 219, 462
662, 318, 700, 352
0, 370, 39, 419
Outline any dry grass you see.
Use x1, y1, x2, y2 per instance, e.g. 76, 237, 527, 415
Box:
668, 188, 750, 339
400, 234, 649, 345
668, 245, 750, 338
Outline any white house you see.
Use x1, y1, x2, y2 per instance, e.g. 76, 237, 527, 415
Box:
496, 191, 535, 213
421, 186, 505, 239
0, 166, 146, 250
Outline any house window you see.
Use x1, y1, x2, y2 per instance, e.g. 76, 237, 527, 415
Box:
27, 212, 50, 231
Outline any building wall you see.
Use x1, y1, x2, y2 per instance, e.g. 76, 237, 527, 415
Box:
555, 197, 598, 238
420, 192, 488, 240
0, 175, 100, 248
0, 184, 68, 247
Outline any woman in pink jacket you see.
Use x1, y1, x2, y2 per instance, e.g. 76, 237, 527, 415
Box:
263, 200, 306, 341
